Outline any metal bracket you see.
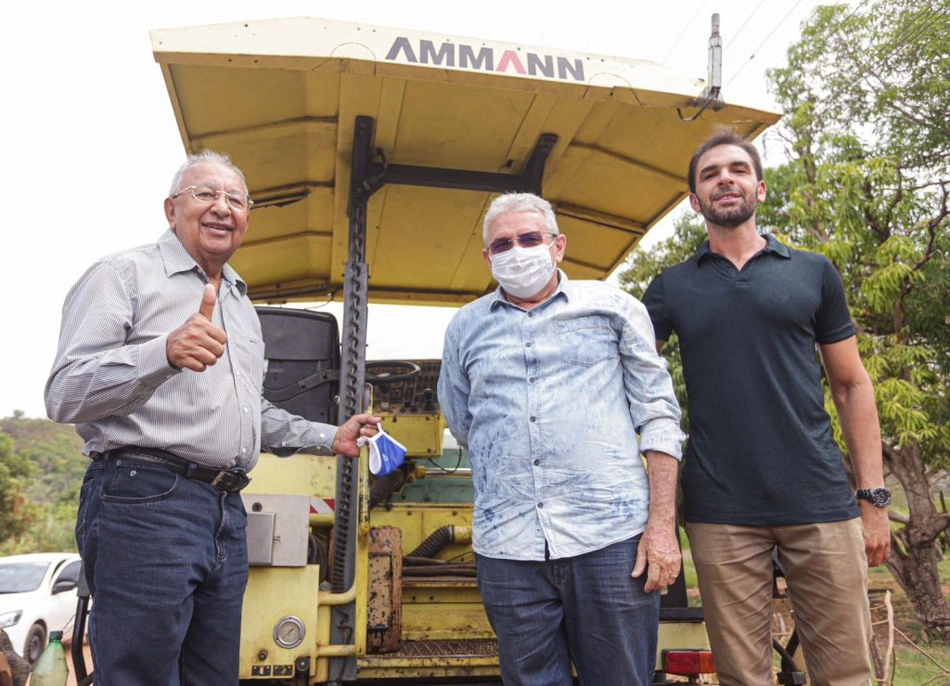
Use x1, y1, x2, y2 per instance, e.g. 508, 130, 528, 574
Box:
348, 124, 559, 208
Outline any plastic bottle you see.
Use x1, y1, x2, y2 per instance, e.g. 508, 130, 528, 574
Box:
30, 630, 69, 686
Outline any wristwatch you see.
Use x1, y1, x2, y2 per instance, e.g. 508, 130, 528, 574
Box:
856, 488, 891, 508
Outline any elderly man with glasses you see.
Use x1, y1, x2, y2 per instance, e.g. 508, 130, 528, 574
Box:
437, 192, 684, 686
45, 151, 380, 686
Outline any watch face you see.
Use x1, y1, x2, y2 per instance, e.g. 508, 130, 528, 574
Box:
871, 488, 892, 507
858, 488, 891, 508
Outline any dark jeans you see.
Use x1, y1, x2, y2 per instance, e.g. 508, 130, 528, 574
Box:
76, 455, 248, 686
476, 535, 659, 686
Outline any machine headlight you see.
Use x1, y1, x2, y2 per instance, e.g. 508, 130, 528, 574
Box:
0, 610, 22, 628
273, 616, 305, 649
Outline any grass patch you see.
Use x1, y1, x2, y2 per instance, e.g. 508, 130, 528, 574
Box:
889, 641, 950, 685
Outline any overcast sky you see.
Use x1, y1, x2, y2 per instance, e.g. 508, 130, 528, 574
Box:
0, 0, 830, 419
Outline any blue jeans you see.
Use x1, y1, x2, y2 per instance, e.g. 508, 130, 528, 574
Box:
476, 535, 659, 686
76, 456, 248, 686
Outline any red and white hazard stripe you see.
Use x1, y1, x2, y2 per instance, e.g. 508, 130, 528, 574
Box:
310, 498, 335, 514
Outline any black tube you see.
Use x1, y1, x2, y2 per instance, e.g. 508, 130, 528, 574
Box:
408, 525, 455, 559
369, 469, 407, 510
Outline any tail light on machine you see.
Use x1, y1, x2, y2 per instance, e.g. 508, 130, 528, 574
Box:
661, 649, 717, 681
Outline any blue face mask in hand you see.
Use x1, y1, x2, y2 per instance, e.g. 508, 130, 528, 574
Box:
360, 424, 407, 477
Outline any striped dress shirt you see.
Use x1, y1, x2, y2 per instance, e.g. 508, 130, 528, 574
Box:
45, 230, 337, 470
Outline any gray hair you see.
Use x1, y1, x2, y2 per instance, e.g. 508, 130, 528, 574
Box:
482, 193, 559, 244
168, 150, 248, 198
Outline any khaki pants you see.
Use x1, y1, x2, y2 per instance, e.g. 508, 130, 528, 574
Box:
686, 519, 872, 686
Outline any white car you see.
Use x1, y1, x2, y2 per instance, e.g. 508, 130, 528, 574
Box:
0, 552, 83, 665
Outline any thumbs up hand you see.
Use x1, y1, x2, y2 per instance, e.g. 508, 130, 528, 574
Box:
166, 283, 228, 371
197, 283, 217, 321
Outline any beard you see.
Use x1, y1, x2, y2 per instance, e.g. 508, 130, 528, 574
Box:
696, 190, 758, 228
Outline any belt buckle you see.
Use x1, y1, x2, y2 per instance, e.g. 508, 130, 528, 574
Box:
211, 469, 250, 493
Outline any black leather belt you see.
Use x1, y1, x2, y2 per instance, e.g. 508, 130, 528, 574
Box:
101, 447, 251, 493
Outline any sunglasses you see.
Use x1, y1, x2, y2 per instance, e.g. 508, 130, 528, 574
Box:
488, 231, 558, 255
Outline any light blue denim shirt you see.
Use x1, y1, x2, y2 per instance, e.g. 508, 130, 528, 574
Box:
438, 272, 684, 561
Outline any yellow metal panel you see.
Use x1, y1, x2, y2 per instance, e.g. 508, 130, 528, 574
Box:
357, 658, 500, 681
402, 603, 494, 640
167, 64, 310, 138
189, 119, 339, 186
354, 513, 371, 657
244, 453, 337, 498
504, 93, 560, 166
365, 186, 492, 296
392, 81, 532, 169
240, 565, 322, 679
230, 234, 334, 294
381, 414, 444, 458
239, 187, 334, 243
557, 213, 643, 276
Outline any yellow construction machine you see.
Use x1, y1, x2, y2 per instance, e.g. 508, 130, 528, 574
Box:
141, 15, 781, 685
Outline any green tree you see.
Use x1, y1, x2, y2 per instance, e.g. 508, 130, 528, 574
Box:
0, 431, 34, 546
0, 413, 85, 554
765, 0, 950, 639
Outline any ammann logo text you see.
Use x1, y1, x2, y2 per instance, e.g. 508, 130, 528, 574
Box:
385, 37, 585, 82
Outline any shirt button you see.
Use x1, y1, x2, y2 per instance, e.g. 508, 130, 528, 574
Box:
529, 377, 535, 383
320, 433, 326, 439
243, 407, 249, 413
537, 502, 544, 508
526, 342, 533, 347
530, 416, 537, 423
241, 447, 247, 454
533, 459, 540, 466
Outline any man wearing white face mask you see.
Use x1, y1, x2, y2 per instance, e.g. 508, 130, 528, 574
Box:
438, 193, 685, 686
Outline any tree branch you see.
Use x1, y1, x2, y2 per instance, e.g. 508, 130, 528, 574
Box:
908, 181, 948, 276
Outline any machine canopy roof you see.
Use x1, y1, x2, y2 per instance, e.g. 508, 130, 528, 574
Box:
151, 17, 780, 305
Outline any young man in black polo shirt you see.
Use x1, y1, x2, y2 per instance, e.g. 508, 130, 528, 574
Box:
642, 131, 890, 685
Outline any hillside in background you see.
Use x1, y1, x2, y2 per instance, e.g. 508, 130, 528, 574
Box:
1, 412, 86, 503
0, 412, 86, 554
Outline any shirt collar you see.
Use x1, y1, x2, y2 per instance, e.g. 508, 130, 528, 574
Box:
489, 269, 571, 311
158, 229, 248, 296
696, 232, 790, 263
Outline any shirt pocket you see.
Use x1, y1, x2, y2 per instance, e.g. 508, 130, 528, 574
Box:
555, 316, 619, 367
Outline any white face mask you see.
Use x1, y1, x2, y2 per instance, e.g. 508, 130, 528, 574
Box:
490, 242, 556, 299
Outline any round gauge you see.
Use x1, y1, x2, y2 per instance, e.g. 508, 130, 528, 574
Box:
273, 616, 306, 649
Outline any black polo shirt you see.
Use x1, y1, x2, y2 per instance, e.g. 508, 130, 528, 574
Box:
642, 234, 860, 526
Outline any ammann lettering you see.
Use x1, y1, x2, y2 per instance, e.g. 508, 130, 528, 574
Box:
385, 37, 585, 82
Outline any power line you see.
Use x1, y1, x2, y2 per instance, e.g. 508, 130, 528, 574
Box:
835, 4, 945, 92
662, 0, 710, 63
788, 1, 949, 127
876, 5, 947, 66
838, 0, 876, 27
723, 0, 768, 54
725, 0, 809, 87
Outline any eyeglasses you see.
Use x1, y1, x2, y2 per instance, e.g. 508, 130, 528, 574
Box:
172, 185, 254, 212
487, 231, 558, 255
